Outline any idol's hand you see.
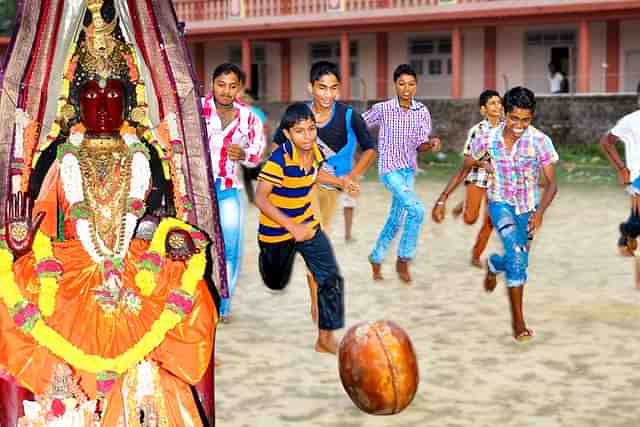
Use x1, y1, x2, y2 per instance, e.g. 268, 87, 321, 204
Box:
5, 192, 45, 256
166, 228, 199, 261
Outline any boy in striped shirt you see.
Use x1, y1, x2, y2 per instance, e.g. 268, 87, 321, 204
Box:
255, 103, 359, 354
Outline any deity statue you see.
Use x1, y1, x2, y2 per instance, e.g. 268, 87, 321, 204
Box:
0, 1, 222, 425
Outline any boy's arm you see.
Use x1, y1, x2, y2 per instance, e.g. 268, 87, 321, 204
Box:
255, 180, 315, 242
600, 132, 630, 186
528, 162, 558, 236
431, 155, 476, 223
316, 169, 359, 196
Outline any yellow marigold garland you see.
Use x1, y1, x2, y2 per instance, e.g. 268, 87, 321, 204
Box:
33, 231, 60, 317
0, 245, 207, 375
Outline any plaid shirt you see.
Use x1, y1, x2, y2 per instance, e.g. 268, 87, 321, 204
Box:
363, 97, 431, 175
203, 94, 265, 190
470, 124, 558, 215
462, 119, 500, 188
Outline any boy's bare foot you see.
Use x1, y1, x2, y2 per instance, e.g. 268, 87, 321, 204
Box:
396, 258, 412, 283
315, 330, 338, 354
470, 257, 482, 268
370, 259, 384, 281
452, 201, 464, 218
484, 263, 497, 292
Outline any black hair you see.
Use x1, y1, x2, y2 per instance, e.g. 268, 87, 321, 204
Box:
478, 89, 501, 107
212, 63, 246, 85
503, 86, 536, 114
309, 61, 340, 83
393, 64, 417, 82
280, 102, 315, 131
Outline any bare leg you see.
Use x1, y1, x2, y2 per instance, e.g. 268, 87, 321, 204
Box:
307, 273, 318, 324
634, 257, 640, 290
508, 285, 532, 341
344, 207, 354, 242
315, 329, 338, 354
452, 201, 464, 218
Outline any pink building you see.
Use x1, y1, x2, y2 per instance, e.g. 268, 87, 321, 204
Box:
177, 0, 640, 101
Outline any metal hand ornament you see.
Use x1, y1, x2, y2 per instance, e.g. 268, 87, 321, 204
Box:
5, 192, 45, 256
165, 228, 199, 261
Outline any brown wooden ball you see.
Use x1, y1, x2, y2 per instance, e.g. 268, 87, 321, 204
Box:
338, 320, 419, 415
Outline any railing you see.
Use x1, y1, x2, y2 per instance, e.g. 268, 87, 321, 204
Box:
174, 0, 505, 21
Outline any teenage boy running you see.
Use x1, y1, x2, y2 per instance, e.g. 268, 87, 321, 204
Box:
363, 64, 441, 283
450, 90, 503, 267
433, 87, 558, 341
272, 61, 375, 322
256, 102, 358, 354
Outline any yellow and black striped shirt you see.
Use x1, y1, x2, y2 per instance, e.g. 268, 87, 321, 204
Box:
257, 140, 325, 243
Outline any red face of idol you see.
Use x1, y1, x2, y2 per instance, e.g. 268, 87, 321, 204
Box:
79, 79, 125, 133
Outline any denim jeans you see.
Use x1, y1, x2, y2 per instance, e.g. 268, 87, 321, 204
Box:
370, 168, 425, 263
216, 182, 245, 317
259, 229, 344, 331
487, 202, 530, 287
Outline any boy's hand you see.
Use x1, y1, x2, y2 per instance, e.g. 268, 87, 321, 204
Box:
432, 201, 446, 223
528, 211, 544, 236
429, 137, 441, 152
228, 143, 246, 161
618, 167, 631, 187
290, 223, 315, 242
479, 159, 495, 174
341, 176, 360, 197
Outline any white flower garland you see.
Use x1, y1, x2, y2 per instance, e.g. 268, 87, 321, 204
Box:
61, 128, 150, 265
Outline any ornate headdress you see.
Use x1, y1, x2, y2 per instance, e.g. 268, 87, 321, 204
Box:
58, 0, 148, 127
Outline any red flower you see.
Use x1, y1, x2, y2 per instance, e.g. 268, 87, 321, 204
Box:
51, 399, 65, 417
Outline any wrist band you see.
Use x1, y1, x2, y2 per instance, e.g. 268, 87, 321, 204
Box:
436, 201, 445, 206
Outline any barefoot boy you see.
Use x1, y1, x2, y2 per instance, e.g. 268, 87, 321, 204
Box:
600, 89, 640, 288
255, 103, 358, 354
451, 90, 503, 267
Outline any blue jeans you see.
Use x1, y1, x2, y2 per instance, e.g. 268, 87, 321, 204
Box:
487, 202, 530, 287
216, 181, 245, 317
370, 168, 425, 263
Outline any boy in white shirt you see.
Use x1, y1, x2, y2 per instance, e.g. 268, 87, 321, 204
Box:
600, 92, 640, 288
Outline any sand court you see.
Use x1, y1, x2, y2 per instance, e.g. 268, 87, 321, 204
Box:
214, 180, 640, 427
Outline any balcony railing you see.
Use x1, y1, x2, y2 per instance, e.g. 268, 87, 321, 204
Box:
174, 0, 503, 21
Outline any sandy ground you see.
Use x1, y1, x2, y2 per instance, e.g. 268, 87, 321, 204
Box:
214, 179, 640, 427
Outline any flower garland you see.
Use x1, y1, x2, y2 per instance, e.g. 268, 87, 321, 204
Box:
0, 242, 207, 397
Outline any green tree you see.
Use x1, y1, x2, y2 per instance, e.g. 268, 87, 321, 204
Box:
0, 0, 16, 36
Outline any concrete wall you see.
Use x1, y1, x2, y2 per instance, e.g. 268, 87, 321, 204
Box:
254, 95, 639, 150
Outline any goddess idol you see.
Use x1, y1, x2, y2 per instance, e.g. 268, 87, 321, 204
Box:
0, 0, 225, 425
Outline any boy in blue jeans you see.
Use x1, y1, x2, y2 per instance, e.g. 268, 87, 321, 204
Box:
255, 103, 359, 354
433, 87, 559, 341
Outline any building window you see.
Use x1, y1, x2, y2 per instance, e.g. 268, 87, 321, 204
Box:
309, 41, 359, 79
428, 59, 442, 75
409, 37, 451, 77
410, 59, 424, 76
229, 46, 266, 65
